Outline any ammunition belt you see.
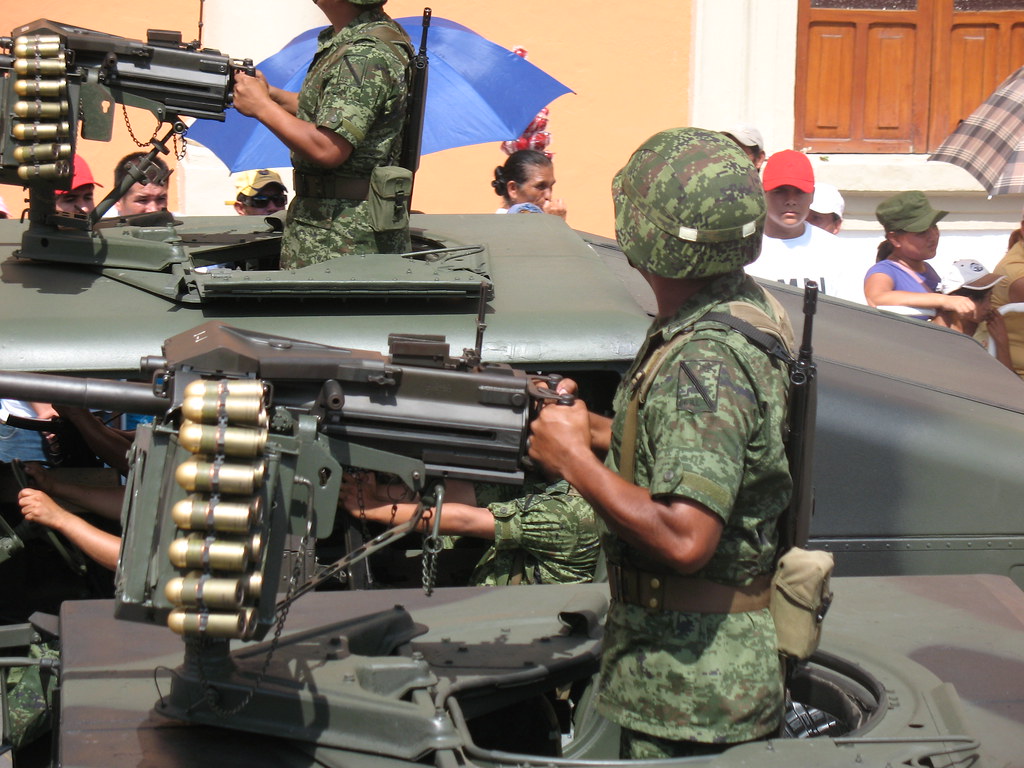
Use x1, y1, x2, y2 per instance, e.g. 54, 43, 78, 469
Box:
292, 172, 370, 201
607, 562, 771, 614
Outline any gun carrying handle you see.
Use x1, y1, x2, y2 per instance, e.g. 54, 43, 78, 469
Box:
527, 375, 576, 407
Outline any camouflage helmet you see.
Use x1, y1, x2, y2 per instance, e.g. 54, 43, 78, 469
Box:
348, 0, 386, 5
612, 127, 766, 279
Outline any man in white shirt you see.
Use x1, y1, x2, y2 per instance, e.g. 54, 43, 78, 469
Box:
746, 150, 863, 303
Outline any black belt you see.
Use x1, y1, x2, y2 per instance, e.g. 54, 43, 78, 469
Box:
607, 562, 771, 613
292, 172, 370, 201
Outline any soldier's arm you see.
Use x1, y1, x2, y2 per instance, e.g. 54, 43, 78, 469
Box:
340, 476, 495, 539
528, 400, 723, 573
232, 72, 353, 167
18, 489, 120, 570
23, 464, 125, 522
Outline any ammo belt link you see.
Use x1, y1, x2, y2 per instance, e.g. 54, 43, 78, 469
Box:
608, 562, 771, 613
293, 172, 370, 201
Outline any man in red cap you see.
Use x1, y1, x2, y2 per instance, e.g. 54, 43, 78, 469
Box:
55, 155, 101, 216
746, 149, 860, 301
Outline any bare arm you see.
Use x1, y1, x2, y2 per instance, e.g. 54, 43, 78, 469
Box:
55, 406, 134, 474
233, 72, 352, 168
864, 272, 975, 317
527, 400, 722, 573
986, 310, 1015, 370
19, 489, 120, 570
340, 475, 496, 538
23, 463, 124, 521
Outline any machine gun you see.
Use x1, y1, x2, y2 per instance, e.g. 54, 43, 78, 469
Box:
0, 321, 566, 638
0, 19, 247, 232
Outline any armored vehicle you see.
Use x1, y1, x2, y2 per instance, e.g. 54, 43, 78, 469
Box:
2, 17, 1024, 768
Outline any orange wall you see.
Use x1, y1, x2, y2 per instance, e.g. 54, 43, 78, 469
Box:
2, 1, 693, 236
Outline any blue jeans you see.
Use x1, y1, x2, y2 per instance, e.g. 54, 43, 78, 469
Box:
0, 422, 48, 463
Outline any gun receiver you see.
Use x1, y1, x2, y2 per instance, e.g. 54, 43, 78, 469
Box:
0, 19, 244, 229
0, 321, 537, 640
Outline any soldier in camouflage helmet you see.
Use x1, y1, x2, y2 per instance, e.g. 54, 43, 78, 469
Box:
233, 0, 412, 267
529, 127, 792, 757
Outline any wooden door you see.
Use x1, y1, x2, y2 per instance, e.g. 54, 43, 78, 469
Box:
796, 0, 1024, 154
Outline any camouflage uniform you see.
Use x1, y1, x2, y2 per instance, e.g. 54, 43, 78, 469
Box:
281, 8, 411, 269
3, 641, 59, 749
596, 271, 790, 745
469, 479, 600, 586
594, 128, 788, 751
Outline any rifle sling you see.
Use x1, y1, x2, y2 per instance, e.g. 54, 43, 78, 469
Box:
619, 296, 794, 486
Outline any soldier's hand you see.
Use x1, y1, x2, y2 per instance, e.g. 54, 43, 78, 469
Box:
18, 488, 70, 530
232, 70, 272, 118
528, 398, 592, 478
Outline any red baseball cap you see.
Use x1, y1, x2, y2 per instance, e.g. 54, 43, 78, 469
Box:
55, 155, 102, 194
762, 149, 814, 193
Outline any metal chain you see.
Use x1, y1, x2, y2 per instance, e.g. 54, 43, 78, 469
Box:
420, 484, 444, 596
122, 104, 160, 148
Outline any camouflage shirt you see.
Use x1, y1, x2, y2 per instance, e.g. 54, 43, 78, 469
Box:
469, 478, 600, 586
596, 271, 791, 744
281, 9, 411, 267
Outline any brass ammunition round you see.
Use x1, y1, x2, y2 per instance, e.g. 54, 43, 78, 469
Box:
14, 143, 72, 163
178, 420, 267, 457
239, 608, 259, 640
249, 533, 263, 562
14, 36, 63, 57
164, 574, 247, 609
171, 496, 260, 533
246, 572, 263, 600
15, 78, 66, 98
181, 393, 266, 427
12, 122, 70, 141
167, 608, 246, 639
175, 459, 265, 495
14, 58, 66, 76
14, 100, 70, 120
167, 535, 251, 571
17, 160, 71, 182
184, 379, 266, 400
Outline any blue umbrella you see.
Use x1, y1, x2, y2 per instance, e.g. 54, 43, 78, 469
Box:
188, 17, 572, 173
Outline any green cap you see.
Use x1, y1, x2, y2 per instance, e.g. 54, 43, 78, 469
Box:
875, 191, 947, 233
613, 127, 766, 279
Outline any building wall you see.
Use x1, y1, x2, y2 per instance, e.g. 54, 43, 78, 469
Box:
2, 1, 696, 237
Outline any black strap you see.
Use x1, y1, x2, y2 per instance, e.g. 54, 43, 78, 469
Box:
701, 312, 794, 367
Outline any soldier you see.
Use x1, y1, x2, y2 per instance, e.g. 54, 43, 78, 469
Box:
529, 128, 792, 757
232, 0, 412, 268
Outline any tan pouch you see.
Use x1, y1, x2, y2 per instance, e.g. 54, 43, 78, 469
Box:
367, 165, 412, 232
770, 547, 834, 660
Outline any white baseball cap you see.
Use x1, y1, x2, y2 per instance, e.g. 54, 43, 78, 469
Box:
722, 124, 764, 150
938, 259, 1004, 294
810, 182, 845, 219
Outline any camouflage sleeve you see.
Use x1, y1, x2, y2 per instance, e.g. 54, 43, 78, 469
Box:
642, 333, 761, 520
313, 40, 404, 148
488, 487, 597, 561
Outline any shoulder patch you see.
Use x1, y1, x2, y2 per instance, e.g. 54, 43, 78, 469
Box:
677, 359, 721, 413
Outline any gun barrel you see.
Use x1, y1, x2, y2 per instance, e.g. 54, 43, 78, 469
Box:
0, 370, 166, 414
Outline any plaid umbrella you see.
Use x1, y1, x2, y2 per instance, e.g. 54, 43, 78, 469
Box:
929, 65, 1024, 196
